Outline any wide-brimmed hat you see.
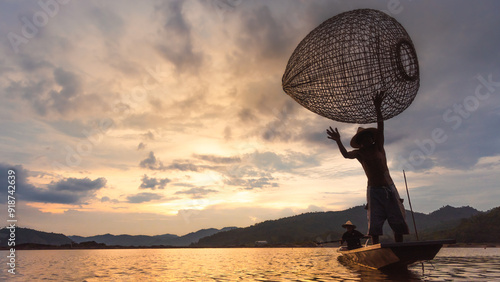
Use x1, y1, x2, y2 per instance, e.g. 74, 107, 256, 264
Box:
342, 220, 356, 229
350, 127, 378, 148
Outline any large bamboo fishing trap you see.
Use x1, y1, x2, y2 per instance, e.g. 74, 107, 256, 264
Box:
282, 9, 419, 123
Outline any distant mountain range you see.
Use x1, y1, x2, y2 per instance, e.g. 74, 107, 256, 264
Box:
2, 205, 498, 248
0, 226, 236, 248
68, 227, 237, 247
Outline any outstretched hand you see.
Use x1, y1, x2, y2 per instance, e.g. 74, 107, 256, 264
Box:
327, 126, 341, 142
373, 92, 384, 110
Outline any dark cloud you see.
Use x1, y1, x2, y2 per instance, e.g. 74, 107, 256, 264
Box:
17, 54, 53, 72
262, 116, 292, 142
245, 177, 279, 189
137, 142, 146, 151
236, 4, 296, 61
141, 151, 301, 184
6, 79, 51, 116
220, 164, 278, 190
238, 108, 257, 123
50, 177, 106, 192
34, 177, 106, 204
0, 163, 106, 204
0, 163, 36, 201
139, 151, 203, 172
223, 173, 279, 190
6, 67, 106, 118
139, 151, 164, 170
193, 154, 241, 164
176, 150, 321, 190
139, 174, 171, 190
126, 192, 163, 204
193, 149, 322, 190
101, 196, 120, 204
154, 0, 203, 72
49, 68, 83, 114
301, 129, 330, 147
166, 162, 202, 172
174, 187, 218, 199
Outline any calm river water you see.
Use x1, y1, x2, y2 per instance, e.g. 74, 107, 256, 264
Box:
1, 247, 499, 281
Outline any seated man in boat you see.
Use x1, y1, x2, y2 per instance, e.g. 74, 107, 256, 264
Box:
340, 221, 367, 250
327, 95, 410, 244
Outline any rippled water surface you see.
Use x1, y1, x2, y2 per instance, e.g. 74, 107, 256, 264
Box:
1, 247, 499, 281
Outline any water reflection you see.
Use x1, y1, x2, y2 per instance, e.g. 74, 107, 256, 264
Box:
416, 255, 500, 281
338, 255, 425, 281
0, 247, 498, 281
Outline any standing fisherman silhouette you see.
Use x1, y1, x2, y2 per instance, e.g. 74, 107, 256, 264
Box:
282, 9, 419, 245
326, 94, 409, 244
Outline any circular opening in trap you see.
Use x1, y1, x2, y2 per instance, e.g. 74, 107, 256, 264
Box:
396, 39, 418, 81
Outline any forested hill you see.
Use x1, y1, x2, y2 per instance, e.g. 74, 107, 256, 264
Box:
425, 206, 500, 243
0, 227, 72, 247
195, 205, 482, 247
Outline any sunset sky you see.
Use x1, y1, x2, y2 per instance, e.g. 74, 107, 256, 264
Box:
1, 0, 499, 237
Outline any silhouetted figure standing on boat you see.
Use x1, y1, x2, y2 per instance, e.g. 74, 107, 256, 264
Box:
327, 95, 409, 244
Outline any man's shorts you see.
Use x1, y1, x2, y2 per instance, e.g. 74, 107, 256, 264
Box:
367, 184, 410, 236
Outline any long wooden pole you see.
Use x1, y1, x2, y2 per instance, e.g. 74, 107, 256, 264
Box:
403, 170, 419, 241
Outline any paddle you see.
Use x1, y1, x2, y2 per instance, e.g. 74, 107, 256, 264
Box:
315, 240, 342, 246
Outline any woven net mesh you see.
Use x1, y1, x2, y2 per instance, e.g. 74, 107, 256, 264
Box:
282, 9, 419, 124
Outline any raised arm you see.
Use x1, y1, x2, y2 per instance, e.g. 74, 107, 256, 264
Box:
327, 127, 358, 159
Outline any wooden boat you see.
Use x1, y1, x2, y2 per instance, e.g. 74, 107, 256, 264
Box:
337, 239, 456, 270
